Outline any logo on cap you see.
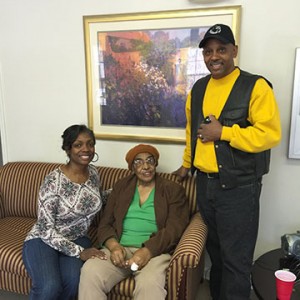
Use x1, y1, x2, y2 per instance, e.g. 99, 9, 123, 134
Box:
209, 25, 222, 35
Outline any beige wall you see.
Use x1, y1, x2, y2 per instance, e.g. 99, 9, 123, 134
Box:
1, 0, 300, 259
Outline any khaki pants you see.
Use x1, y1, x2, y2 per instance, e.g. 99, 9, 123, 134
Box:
78, 247, 171, 300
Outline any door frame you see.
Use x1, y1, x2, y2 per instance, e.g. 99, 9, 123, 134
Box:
0, 63, 8, 165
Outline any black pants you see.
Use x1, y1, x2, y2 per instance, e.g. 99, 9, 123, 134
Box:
196, 173, 262, 300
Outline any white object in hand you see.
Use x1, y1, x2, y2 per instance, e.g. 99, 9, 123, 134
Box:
131, 262, 139, 271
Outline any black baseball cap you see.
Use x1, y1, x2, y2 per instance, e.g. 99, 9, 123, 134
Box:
199, 24, 235, 48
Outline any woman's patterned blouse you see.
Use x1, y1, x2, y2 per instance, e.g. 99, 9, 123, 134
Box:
25, 164, 102, 258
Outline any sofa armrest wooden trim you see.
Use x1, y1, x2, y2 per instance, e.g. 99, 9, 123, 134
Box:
166, 213, 207, 300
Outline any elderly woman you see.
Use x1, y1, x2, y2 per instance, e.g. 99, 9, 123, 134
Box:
79, 144, 189, 300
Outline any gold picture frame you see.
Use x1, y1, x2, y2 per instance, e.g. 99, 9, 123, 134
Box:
83, 6, 241, 143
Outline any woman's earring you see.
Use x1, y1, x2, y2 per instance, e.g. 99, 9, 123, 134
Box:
66, 156, 70, 164
92, 152, 99, 162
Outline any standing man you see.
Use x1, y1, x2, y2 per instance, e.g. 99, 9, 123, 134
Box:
174, 24, 281, 300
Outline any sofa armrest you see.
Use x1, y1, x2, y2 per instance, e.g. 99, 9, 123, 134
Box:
170, 212, 207, 267
0, 191, 4, 218
166, 212, 207, 299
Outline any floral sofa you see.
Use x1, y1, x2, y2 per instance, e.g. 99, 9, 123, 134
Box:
0, 161, 207, 300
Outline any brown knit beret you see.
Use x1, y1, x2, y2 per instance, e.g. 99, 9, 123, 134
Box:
125, 144, 160, 169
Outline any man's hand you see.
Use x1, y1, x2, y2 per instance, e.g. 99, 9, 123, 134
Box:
197, 115, 222, 143
125, 247, 152, 271
173, 166, 190, 182
80, 247, 107, 261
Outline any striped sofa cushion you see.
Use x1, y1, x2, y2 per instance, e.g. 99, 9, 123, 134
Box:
156, 172, 197, 217
0, 217, 35, 294
0, 162, 61, 218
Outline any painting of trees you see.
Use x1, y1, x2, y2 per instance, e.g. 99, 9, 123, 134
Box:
98, 28, 207, 128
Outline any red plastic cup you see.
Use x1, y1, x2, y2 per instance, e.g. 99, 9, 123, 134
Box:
275, 270, 296, 300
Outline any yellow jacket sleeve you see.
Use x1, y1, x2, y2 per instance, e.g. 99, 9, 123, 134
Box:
221, 78, 281, 153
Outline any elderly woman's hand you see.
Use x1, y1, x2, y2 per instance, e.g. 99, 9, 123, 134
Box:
110, 245, 127, 267
105, 238, 127, 267
125, 247, 152, 271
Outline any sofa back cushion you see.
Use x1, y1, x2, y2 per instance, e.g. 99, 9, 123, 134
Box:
0, 162, 61, 218
0, 162, 197, 219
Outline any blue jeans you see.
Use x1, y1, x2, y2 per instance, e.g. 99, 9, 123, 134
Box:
22, 236, 91, 300
196, 173, 261, 300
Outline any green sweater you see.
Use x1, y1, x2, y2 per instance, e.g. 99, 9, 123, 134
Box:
120, 187, 157, 247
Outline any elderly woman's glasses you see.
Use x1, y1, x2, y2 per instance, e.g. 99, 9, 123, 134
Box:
133, 157, 156, 168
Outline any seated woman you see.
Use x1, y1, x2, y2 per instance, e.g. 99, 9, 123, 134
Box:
79, 144, 189, 300
22, 124, 105, 300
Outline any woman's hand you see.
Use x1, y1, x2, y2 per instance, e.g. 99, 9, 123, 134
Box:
105, 238, 127, 267
125, 247, 152, 271
80, 247, 107, 261
110, 244, 127, 267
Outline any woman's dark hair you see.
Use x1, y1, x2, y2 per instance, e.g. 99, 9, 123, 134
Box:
61, 124, 95, 151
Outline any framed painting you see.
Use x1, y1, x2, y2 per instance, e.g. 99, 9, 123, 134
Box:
83, 6, 241, 143
289, 48, 300, 159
